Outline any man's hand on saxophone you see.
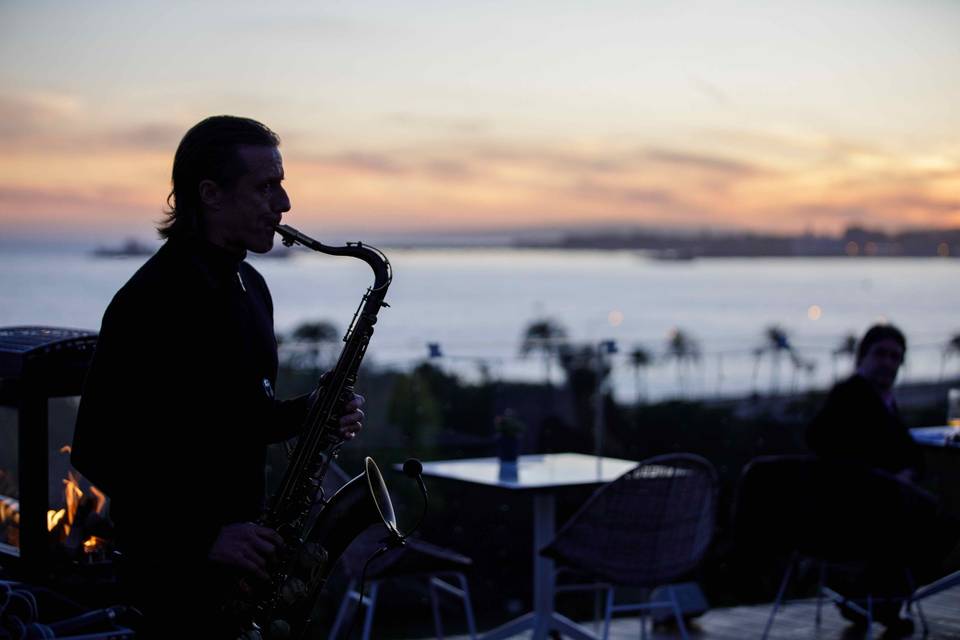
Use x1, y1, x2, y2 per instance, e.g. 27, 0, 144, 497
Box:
209, 523, 285, 582
206, 387, 365, 581
313, 370, 366, 440
338, 393, 365, 440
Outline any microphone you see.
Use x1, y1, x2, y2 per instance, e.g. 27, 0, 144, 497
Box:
402, 458, 427, 498
402, 457, 423, 476
351, 456, 431, 640
401, 458, 429, 536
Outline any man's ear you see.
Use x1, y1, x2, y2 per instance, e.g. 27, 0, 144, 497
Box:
198, 179, 222, 210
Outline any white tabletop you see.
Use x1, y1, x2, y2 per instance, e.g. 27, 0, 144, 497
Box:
415, 452, 638, 490
911, 425, 960, 448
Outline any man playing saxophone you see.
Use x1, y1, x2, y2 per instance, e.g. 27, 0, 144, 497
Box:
72, 116, 364, 638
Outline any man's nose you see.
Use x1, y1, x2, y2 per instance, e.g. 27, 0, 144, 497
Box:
275, 186, 291, 213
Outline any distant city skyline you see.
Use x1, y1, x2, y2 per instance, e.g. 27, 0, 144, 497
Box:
2, 0, 958, 239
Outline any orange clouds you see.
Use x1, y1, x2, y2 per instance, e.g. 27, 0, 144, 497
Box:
1, 100, 957, 237
281, 136, 959, 233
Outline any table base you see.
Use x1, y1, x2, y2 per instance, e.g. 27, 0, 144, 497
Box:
480, 611, 600, 640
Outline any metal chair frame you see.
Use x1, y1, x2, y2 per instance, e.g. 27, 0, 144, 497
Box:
762, 550, 928, 640
316, 461, 478, 640
552, 579, 691, 640
328, 570, 477, 640
737, 455, 942, 640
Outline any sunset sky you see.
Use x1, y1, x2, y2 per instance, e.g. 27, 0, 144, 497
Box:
1, 0, 958, 241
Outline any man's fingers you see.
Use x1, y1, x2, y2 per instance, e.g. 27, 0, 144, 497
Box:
240, 552, 270, 581
331, 392, 364, 440
344, 394, 365, 412
210, 523, 285, 581
248, 535, 279, 559
339, 411, 363, 440
251, 525, 284, 548
339, 409, 364, 426
243, 549, 267, 571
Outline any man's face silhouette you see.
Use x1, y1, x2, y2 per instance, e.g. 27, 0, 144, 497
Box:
203, 145, 291, 254
857, 338, 904, 392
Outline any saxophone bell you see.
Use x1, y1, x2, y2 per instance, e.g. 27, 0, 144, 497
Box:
307, 456, 401, 562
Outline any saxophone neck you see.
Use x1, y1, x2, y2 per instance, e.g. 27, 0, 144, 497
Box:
275, 223, 392, 291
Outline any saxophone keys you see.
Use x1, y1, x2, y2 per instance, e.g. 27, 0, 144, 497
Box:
299, 541, 328, 570
280, 576, 309, 605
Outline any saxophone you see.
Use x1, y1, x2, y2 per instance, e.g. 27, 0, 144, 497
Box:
232, 224, 399, 640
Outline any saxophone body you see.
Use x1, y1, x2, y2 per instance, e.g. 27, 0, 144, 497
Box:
232, 224, 398, 640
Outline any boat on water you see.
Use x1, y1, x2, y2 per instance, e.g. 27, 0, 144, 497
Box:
649, 248, 697, 261
92, 238, 154, 258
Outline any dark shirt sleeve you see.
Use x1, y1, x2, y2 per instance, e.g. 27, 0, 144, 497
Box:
239, 264, 313, 444
263, 393, 313, 443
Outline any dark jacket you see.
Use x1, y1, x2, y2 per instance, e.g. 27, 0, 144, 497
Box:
72, 235, 309, 570
806, 374, 923, 475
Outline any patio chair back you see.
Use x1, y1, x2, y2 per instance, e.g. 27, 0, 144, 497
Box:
541, 453, 718, 586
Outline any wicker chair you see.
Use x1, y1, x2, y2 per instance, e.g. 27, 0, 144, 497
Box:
540, 453, 718, 640
319, 462, 477, 640
734, 454, 935, 640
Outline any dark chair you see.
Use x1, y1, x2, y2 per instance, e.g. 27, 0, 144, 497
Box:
540, 453, 718, 639
734, 454, 933, 639
319, 462, 477, 640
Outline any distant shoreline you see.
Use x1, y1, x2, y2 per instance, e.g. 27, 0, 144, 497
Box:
2, 224, 958, 259
511, 225, 960, 259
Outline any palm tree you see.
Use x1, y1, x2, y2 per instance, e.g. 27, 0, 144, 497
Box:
628, 345, 653, 403
519, 318, 569, 387
796, 359, 818, 394
941, 332, 960, 380
287, 320, 340, 370
763, 325, 792, 393
831, 333, 858, 381
751, 346, 764, 394
755, 325, 809, 394
664, 328, 700, 396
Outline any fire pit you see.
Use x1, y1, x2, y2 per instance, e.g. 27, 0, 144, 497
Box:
0, 327, 103, 581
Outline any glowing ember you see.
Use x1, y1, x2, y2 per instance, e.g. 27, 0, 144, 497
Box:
83, 536, 108, 553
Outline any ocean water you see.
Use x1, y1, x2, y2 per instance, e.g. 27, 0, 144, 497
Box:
1, 245, 957, 401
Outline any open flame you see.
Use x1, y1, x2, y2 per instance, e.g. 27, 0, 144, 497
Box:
47, 507, 66, 532
0, 446, 112, 558
46, 446, 110, 556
